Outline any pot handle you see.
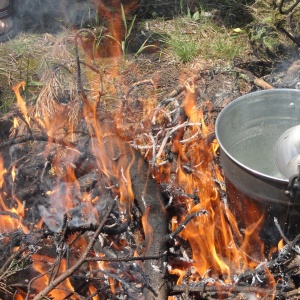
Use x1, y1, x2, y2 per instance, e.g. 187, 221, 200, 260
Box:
285, 163, 300, 202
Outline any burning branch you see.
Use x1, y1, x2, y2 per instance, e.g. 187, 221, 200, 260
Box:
155, 122, 202, 161
166, 210, 207, 241
31, 201, 115, 300
99, 120, 169, 299
172, 284, 275, 298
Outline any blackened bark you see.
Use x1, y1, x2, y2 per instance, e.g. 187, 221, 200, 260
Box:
101, 119, 169, 300
129, 152, 168, 299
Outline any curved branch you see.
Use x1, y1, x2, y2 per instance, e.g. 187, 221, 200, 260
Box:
277, 0, 300, 14
32, 201, 115, 300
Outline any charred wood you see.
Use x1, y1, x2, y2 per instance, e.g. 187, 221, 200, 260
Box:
100, 118, 169, 300
171, 284, 275, 299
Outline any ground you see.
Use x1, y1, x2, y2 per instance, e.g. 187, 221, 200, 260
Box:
0, 0, 299, 115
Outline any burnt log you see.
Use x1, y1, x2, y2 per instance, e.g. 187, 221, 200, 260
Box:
100, 118, 169, 300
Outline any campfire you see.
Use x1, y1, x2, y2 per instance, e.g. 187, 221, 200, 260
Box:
1, 4, 300, 300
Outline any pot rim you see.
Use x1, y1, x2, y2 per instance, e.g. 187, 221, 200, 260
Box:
215, 88, 300, 184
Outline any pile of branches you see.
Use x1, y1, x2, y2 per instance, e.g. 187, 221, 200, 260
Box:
0, 46, 300, 300
0, 81, 170, 299
0, 63, 209, 299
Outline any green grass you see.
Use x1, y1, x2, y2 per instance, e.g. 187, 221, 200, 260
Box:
159, 16, 248, 63
202, 33, 246, 60
163, 35, 201, 63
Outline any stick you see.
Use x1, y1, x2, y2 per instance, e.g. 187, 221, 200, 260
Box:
85, 252, 167, 262
235, 67, 273, 89
172, 284, 275, 297
165, 210, 207, 241
274, 217, 290, 245
155, 122, 202, 160
253, 77, 274, 90
32, 201, 115, 300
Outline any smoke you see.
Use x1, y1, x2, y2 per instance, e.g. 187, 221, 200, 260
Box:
12, 0, 186, 34
38, 202, 98, 232
13, 0, 98, 33
38, 181, 99, 232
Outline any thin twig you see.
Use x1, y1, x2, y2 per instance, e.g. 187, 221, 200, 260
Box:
274, 217, 290, 245
25, 271, 51, 300
90, 269, 139, 292
165, 210, 207, 241
74, 32, 84, 93
84, 285, 111, 300
48, 215, 70, 282
85, 252, 167, 262
32, 201, 116, 300
172, 284, 275, 297
155, 122, 202, 160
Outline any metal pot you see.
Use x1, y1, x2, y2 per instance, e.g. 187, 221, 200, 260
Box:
215, 89, 300, 244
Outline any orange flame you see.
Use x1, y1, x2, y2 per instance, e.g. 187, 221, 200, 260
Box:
165, 86, 272, 285
278, 239, 284, 251
31, 253, 75, 298
11, 163, 17, 182
141, 205, 153, 250
3, 12, 279, 297
12, 81, 30, 125
14, 293, 25, 300
0, 154, 7, 189
0, 154, 27, 233
13, 117, 19, 129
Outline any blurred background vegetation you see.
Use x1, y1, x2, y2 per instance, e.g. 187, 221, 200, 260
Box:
0, 0, 298, 113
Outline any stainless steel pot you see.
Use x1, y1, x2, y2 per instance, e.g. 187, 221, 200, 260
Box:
215, 89, 300, 243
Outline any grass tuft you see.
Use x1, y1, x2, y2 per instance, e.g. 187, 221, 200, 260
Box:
163, 36, 201, 63
158, 16, 248, 63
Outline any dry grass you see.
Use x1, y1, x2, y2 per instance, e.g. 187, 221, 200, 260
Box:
0, 0, 298, 113
0, 30, 76, 112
